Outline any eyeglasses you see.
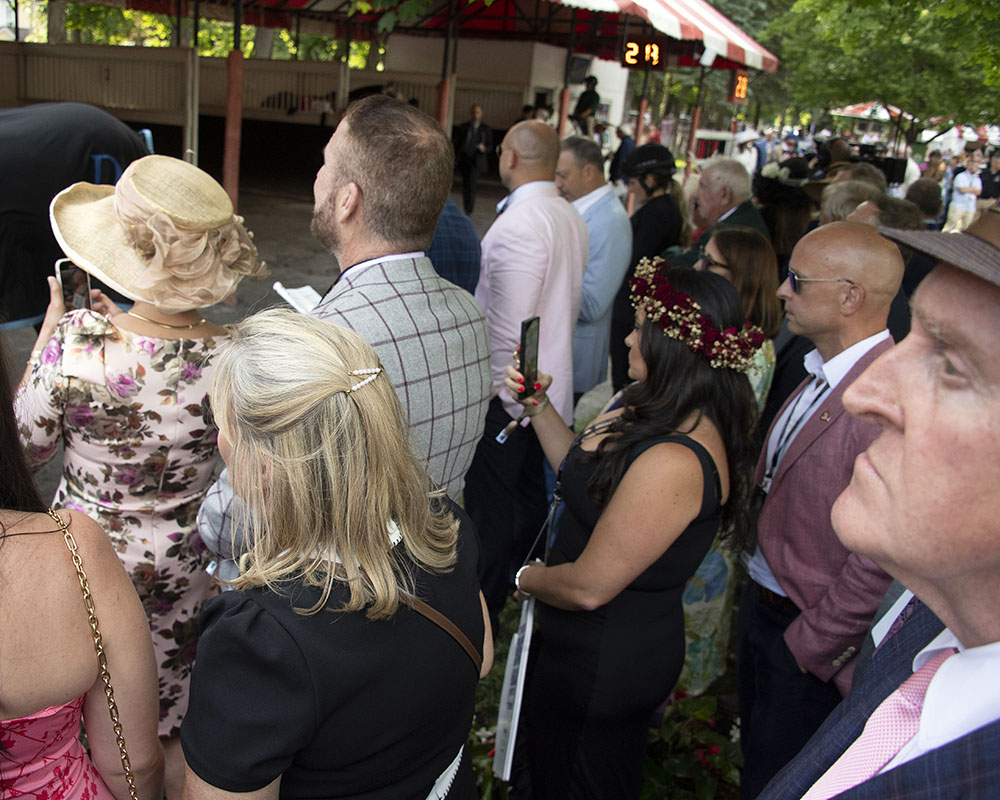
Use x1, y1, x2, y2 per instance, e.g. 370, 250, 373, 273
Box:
495, 144, 504, 157
697, 251, 729, 272
787, 269, 856, 293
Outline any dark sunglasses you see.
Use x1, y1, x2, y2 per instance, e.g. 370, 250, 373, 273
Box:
787, 268, 856, 293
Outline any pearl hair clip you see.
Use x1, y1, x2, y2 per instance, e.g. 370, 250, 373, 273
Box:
348, 367, 383, 393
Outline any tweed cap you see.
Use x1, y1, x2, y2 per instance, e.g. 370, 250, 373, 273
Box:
879, 206, 1000, 288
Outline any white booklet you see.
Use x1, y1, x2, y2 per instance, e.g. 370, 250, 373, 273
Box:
273, 281, 321, 314
492, 596, 536, 781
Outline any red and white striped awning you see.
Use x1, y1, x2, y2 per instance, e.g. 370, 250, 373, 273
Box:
558, 0, 778, 72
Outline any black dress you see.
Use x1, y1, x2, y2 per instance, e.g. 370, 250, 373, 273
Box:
180, 505, 483, 800
523, 434, 721, 799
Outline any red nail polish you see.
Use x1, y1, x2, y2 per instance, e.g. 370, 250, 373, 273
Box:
534, 382, 541, 391
532, 400, 539, 406
517, 376, 524, 383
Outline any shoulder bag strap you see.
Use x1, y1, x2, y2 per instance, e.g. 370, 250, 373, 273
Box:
400, 593, 483, 674
48, 508, 139, 800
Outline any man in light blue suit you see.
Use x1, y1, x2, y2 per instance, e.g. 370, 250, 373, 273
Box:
556, 136, 633, 405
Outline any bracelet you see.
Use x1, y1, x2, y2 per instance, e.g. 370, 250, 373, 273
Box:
514, 563, 533, 597
522, 394, 549, 418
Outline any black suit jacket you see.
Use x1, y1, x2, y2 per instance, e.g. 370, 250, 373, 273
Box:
759, 602, 1000, 799
454, 121, 492, 175
669, 199, 770, 267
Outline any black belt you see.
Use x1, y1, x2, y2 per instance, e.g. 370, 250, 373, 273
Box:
756, 583, 798, 612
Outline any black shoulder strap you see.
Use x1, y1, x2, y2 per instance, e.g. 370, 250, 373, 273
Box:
400, 594, 483, 674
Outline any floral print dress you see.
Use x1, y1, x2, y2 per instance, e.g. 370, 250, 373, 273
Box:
16, 309, 226, 737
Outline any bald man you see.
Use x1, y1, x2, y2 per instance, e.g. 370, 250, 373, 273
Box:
738, 223, 903, 799
466, 120, 589, 622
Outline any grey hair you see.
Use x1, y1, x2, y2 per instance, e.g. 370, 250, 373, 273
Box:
821, 180, 883, 223
560, 135, 604, 171
703, 158, 752, 204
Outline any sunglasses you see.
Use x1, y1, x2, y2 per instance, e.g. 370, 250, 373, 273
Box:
787, 268, 856, 293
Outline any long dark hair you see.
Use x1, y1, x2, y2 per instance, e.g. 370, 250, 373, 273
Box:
710, 226, 782, 339
0, 336, 45, 514
587, 268, 758, 539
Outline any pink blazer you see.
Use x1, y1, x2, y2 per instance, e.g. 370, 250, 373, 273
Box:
754, 337, 893, 695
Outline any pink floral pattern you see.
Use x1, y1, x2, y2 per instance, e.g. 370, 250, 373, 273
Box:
15, 309, 227, 737
0, 697, 114, 799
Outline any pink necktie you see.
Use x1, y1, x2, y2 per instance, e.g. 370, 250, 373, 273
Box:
800, 648, 956, 800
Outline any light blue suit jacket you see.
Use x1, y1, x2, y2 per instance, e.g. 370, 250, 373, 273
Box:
572, 188, 632, 394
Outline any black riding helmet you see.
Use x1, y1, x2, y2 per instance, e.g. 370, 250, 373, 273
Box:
622, 143, 677, 181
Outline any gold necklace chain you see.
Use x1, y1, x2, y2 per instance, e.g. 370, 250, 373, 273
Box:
125, 310, 208, 330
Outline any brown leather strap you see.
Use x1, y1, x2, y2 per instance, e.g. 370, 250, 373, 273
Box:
400, 594, 483, 674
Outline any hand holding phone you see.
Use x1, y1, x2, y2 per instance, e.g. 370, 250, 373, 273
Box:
53, 258, 92, 310
518, 316, 540, 400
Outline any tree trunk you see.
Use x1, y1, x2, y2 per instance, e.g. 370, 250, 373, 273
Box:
48, 0, 68, 43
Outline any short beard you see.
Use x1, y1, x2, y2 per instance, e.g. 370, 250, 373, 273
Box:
310, 200, 340, 255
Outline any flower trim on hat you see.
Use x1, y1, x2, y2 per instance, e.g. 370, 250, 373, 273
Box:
759, 161, 809, 188
114, 180, 267, 312
629, 257, 765, 372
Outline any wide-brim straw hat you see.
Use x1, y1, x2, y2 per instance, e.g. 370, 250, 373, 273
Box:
50, 154, 265, 312
879, 206, 1000, 288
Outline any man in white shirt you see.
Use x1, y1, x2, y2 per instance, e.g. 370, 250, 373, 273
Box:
738, 222, 903, 798
757, 207, 1000, 800
554, 136, 632, 403
464, 120, 588, 623
944, 154, 981, 232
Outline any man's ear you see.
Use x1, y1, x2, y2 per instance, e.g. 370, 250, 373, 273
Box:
337, 181, 361, 223
841, 281, 865, 315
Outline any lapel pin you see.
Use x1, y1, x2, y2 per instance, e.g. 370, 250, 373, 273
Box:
820, 411, 831, 422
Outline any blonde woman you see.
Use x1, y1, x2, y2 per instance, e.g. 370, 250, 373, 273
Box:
180, 309, 491, 799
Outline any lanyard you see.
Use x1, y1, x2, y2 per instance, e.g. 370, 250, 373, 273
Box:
761, 376, 828, 493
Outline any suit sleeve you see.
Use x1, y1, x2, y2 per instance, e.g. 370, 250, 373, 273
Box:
578, 215, 631, 323
781, 420, 893, 694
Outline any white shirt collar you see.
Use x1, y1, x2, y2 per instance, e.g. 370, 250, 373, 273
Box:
342, 252, 423, 281
496, 180, 557, 214
572, 183, 613, 216
802, 329, 890, 390
884, 628, 1000, 771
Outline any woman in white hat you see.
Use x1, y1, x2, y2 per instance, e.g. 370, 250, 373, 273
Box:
15, 154, 266, 797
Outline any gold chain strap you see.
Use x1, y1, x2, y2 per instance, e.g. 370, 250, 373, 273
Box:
48, 508, 139, 800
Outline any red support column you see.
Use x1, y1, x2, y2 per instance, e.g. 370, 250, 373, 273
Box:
557, 87, 570, 139
437, 76, 450, 130
636, 98, 648, 146
223, 49, 244, 212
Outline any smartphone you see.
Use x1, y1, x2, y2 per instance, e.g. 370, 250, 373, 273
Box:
53, 258, 92, 310
518, 316, 540, 399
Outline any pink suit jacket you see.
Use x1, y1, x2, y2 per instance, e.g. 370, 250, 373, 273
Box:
754, 337, 894, 696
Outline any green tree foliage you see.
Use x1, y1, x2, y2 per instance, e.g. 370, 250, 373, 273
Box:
763, 0, 1000, 129
65, 4, 172, 45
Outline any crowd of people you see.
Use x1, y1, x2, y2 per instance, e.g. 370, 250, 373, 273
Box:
2, 91, 999, 800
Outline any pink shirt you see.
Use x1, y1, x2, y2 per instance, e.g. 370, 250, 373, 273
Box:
476, 181, 588, 422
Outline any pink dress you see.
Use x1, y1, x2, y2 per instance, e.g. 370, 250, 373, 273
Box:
0, 697, 114, 799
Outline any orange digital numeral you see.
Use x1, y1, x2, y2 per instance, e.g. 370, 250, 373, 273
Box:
625, 42, 639, 65
645, 43, 659, 66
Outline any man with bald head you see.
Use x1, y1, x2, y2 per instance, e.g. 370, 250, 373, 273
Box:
465, 119, 588, 621
738, 223, 903, 798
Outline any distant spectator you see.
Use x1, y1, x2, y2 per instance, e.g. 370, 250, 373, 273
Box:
944, 154, 981, 232
905, 178, 944, 227
834, 161, 888, 193
572, 76, 600, 137
819, 179, 883, 225
427, 198, 481, 295
608, 123, 636, 185
520, 104, 535, 122
977, 149, 1000, 218
920, 149, 945, 182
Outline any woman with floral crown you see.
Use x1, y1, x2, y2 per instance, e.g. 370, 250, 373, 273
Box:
507, 264, 762, 798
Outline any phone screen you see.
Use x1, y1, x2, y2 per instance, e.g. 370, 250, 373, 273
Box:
53, 258, 92, 310
519, 316, 540, 399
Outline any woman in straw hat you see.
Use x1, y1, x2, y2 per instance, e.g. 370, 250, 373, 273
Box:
180, 309, 491, 798
15, 154, 266, 796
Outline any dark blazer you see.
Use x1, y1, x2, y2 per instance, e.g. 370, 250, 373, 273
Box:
454, 121, 493, 175
754, 338, 894, 694
670, 199, 769, 267
759, 601, 1000, 799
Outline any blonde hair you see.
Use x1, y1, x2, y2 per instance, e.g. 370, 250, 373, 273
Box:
210, 308, 458, 619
